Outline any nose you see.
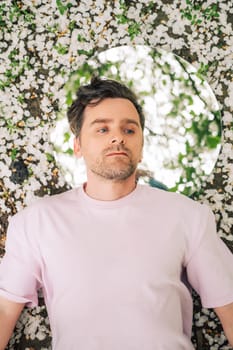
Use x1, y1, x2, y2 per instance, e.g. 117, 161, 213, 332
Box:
110, 136, 125, 145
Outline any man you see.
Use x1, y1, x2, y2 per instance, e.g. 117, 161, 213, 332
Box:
0, 77, 233, 349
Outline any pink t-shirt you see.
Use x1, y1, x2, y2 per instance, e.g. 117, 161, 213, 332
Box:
1, 185, 233, 349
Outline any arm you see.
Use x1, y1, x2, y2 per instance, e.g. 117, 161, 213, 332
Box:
214, 302, 233, 347
0, 295, 25, 350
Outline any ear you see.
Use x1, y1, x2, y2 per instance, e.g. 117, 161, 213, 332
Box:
73, 137, 82, 158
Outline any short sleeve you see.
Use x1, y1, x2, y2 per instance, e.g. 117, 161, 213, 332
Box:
0, 213, 42, 307
186, 205, 233, 308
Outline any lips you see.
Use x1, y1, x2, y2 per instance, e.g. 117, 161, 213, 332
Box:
105, 147, 129, 157
106, 152, 128, 157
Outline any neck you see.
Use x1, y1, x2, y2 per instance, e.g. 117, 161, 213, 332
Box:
84, 173, 137, 201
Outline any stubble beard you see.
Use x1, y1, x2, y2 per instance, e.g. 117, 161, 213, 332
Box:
90, 148, 138, 181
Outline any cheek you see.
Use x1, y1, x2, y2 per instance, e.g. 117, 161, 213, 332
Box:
81, 142, 102, 158
137, 145, 143, 162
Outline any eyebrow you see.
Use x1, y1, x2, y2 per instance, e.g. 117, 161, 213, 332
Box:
90, 118, 140, 127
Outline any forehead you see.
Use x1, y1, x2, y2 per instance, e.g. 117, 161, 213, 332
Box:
83, 98, 140, 123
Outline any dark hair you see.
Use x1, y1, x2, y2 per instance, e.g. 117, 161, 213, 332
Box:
67, 76, 145, 136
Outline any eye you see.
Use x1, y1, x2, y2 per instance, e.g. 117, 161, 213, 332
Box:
98, 127, 108, 133
124, 128, 135, 134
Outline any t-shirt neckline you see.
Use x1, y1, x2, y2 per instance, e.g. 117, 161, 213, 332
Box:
77, 183, 143, 209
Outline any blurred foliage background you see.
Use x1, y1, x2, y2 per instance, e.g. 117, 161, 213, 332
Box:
51, 45, 221, 197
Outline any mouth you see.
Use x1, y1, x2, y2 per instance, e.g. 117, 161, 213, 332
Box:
106, 152, 128, 157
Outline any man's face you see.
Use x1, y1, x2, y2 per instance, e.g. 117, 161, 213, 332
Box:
74, 98, 143, 182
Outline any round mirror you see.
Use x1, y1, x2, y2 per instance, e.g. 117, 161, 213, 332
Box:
51, 45, 221, 196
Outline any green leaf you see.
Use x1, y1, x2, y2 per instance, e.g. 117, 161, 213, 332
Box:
77, 49, 94, 57
46, 153, 55, 162
56, 0, 68, 15
206, 135, 221, 149
55, 43, 68, 55
65, 148, 73, 155
66, 90, 73, 106
10, 148, 18, 160
77, 34, 88, 42
68, 20, 76, 30
116, 14, 128, 24
128, 22, 141, 40
63, 132, 71, 143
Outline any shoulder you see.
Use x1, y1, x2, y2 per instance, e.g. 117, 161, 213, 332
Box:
10, 187, 81, 224
138, 184, 203, 210
137, 184, 213, 225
